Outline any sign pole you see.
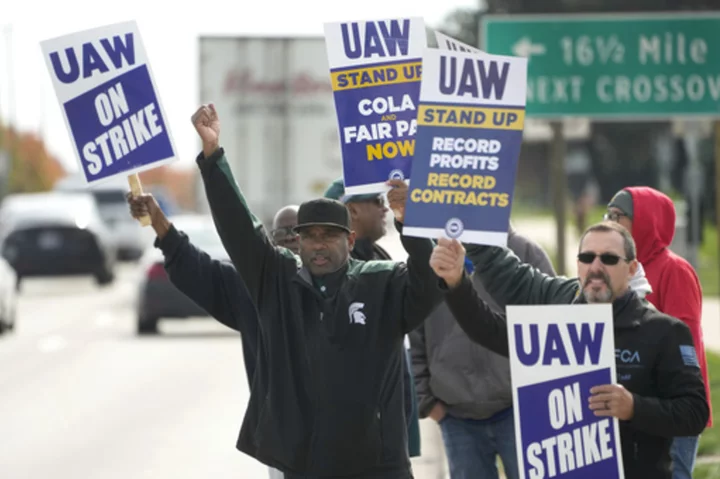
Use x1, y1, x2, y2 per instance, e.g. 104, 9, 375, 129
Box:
550, 121, 567, 276
714, 121, 720, 296
128, 173, 152, 227
683, 123, 704, 269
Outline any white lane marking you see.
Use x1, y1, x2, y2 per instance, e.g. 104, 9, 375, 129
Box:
94, 311, 116, 328
37, 335, 68, 353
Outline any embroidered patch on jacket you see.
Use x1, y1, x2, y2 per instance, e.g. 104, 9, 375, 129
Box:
679, 345, 700, 367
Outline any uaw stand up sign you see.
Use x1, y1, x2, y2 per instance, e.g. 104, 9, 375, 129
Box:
324, 17, 426, 195
403, 45, 527, 247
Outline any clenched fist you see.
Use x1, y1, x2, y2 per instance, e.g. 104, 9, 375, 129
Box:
191, 104, 220, 158
430, 237, 466, 289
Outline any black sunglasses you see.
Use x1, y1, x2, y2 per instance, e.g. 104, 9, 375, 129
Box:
577, 252, 627, 266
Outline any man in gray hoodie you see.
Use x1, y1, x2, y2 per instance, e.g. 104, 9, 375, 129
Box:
409, 223, 555, 479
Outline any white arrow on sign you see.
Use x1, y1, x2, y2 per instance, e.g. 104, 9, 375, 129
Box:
512, 37, 546, 58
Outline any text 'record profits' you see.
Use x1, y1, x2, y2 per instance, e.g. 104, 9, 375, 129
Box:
402, 42, 527, 246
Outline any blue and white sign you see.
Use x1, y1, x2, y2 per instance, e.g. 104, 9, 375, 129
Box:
40, 21, 177, 185
324, 17, 426, 195
507, 304, 624, 479
434, 31, 483, 54
402, 46, 528, 246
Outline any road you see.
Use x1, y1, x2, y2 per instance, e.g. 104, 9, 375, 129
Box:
0, 265, 270, 479
0, 262, 449, 479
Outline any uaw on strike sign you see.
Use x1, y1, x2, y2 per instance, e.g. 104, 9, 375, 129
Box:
40, 21, 177, 185
507, 304, 624, 479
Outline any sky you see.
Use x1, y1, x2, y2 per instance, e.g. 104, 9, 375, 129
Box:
0, 0, 478, 173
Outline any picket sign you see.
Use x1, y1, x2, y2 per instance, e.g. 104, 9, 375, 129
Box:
40, 20, 177, 227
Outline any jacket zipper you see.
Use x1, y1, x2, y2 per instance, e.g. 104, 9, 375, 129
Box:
305, 296, 324, 470
377, 409, 383, 458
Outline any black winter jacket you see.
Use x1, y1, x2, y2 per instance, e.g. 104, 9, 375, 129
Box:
443, 273, 709, 479
350, 238, 414, 425
197, 148, 442, 478
155, 225, 260, 385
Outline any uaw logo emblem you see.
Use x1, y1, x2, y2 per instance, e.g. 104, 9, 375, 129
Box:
388, 169, 404, 181
445, 218, 464, 239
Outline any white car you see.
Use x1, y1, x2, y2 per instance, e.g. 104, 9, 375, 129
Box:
54, 175, 156, 260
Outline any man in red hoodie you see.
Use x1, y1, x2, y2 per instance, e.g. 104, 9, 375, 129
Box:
606, 186, 711, 479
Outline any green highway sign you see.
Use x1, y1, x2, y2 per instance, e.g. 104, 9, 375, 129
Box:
481, 12, 720, 119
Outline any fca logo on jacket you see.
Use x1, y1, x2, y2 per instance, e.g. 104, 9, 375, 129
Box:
616, 349, 641, 364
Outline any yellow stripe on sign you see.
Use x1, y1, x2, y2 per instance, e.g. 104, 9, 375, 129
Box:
331, 62, 422, 91
417, 105, 525, 131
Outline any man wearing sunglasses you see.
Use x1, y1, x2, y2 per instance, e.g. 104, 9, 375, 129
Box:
606, 187, 710, 479
409, 222, 554, 479
323, 177, 422, 459
432, 221, 708, 479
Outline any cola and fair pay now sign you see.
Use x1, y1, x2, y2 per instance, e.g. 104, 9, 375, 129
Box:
481, 12, 720, 119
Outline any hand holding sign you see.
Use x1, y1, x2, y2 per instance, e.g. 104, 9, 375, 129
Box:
430, 237, 466, 288
126, 191, 169, 239
128, 174, 151, 226
589, 384, 635, 421
191, 103, 220, 158
386, 178, 408, 222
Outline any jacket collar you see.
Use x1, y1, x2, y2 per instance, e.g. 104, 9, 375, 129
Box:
573, 289, 644, 328
352, 237, 376, 261
295, 261, 350, 298
351, 237, 391, 261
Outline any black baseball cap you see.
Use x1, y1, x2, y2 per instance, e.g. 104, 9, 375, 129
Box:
293, 198, 352, 233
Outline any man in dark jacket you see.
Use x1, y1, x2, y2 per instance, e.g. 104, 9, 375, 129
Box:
428, 221, 708, 479
126, 194, 297, 479
410, 223, 555, 479
190, 103, 442, 479
324, 177, 422, 458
